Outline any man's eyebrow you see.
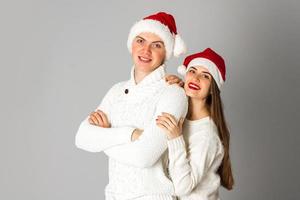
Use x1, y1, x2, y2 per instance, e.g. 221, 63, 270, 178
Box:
152, 40, 164, 44
136, 36, 145, 40
135, 36, 164, 45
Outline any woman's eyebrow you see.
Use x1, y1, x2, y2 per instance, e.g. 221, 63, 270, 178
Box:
190, 67, 210, 74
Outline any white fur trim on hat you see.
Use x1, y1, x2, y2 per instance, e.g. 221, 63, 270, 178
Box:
186, 58, 224, 88
173, 34, 187, 57
177, 65, 187, 75
127, 19, 174, 60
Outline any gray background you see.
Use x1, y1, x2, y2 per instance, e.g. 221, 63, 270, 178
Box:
1, 0, 299, 199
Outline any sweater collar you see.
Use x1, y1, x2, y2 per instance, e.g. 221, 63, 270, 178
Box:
129, 64, 166, 87
185, 116, 211, 125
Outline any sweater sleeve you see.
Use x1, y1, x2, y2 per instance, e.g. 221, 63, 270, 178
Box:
167, 132, 220, 196
75, 82, 135, 153
103, 85, 188, 168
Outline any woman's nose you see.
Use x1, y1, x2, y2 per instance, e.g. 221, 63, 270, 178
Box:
193, 75, 201, 82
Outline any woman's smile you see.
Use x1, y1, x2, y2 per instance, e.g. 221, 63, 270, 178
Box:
188, 82, 201, 90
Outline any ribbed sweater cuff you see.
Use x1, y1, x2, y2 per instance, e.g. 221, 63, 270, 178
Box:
167, 135, 186, 155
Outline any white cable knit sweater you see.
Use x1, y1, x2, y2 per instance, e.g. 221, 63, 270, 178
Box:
75, 65, 188, 200
167, 117, 224, 200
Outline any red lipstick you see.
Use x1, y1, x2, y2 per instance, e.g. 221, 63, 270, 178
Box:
188, 82, 200, 90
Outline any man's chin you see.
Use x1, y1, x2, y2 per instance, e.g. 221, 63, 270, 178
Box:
135, 63, 153, 71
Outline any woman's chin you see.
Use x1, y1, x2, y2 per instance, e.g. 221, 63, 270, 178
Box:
185, 89, 199, 98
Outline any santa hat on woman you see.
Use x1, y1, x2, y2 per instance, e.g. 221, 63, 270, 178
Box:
127, 12, 187, 60
177, 48, 226, 89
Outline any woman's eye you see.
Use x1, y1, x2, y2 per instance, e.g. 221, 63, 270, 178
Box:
188, 70, 195, 74
202, 74, 210, 79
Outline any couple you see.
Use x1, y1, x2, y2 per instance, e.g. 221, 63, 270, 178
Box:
75, 12, 234, 200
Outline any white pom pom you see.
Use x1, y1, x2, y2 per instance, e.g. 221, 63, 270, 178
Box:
173, 34, 187, 57
177, 65, 187, 75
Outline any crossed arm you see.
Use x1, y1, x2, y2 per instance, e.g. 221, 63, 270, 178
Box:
75, 75, 186, 166
76, 84, 187, 169
75, 82, 135, 152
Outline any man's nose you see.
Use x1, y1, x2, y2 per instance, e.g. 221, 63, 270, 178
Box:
142, 43, 151, 53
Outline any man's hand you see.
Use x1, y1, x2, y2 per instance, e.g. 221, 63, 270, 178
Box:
88, 109, 111, 128
131, 129, 143, 141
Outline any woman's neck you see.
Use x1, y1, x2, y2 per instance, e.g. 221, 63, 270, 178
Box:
187, 97, 210, 121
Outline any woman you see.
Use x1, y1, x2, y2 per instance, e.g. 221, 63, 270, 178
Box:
156, 48, 234, 199
75, 12, 188, 200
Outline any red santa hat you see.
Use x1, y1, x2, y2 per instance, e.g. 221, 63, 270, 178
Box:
127, 12, 187, 60
177, 48, 226, 89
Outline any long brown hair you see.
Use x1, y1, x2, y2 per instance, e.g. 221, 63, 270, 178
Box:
206, 79, 234, 190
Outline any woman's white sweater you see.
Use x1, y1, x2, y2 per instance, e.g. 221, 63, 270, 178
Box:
167, 117, 224, 200
75, 65, 188, 200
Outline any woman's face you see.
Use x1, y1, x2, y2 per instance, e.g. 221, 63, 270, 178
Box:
184, 66, 212, 100
131, 32, 166, 74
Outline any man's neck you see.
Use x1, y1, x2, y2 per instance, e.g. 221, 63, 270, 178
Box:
134, 70, 149, 84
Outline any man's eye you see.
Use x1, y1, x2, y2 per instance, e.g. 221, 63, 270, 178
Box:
136, 39, 143, 44
153, 43, 162, 48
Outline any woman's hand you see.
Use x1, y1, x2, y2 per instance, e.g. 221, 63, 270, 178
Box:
88, 109, 111, 128
156, 112, 184, 139
165, 74, 184, 87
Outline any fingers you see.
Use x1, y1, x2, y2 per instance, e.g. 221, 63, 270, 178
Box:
88, 117, 96, 125
156, 115, 174, 130
95, 111, 105, 127
166, 75, 176, 81
88, 109, 111, 128
89, 111, 104, 126
97, 110, 110, 127
156, 114, 185, 139
178, 117, 185, 128
179, 81, 185, 87
161, 112, 178, 126
156, 118, 178, 139
165, 74, 177, 81
131, 129, 142, 141
167, 79, 180, 85
89, 112, 100, 125
166, 78, 177, 85
165, 75, 183, 85
156, 122, 169, 132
